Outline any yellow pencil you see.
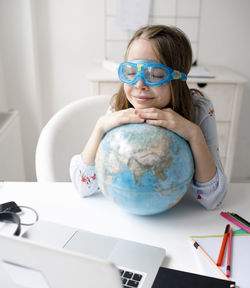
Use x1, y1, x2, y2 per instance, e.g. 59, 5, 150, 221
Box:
190, 238, 230, 281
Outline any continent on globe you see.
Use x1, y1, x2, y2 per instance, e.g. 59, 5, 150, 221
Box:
96, 123, 194, 215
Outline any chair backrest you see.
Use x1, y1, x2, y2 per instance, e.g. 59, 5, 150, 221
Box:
36, 95, 111, 182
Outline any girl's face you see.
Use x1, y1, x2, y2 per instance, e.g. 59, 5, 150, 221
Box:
124, 38, 171, 109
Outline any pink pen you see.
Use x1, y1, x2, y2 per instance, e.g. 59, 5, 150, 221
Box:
226, 228, 233, 277
220, 212, 250, 233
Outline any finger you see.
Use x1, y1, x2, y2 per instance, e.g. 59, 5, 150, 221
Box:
135, 107, 160, 113
136, 112, 162, 120
117, 114, 145, 125
162, 107, 173, 112
121, 109, 146, 121
145, 119, 168, 128
137, 109, 169, 120
121, 114, 144, 121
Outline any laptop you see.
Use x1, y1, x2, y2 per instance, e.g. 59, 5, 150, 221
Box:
0, 220, 166, 288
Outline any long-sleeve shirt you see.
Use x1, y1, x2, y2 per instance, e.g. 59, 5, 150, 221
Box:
70, 92, 227, 210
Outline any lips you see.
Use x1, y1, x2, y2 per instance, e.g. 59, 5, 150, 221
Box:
133, 95, 154, 101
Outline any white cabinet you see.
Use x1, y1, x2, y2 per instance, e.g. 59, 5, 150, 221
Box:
188, 66, 247, 181
87, 66, 247, 181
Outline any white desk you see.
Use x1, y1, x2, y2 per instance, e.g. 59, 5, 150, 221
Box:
0, 182, 249, 277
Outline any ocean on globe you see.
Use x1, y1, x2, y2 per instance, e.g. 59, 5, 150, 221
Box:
95, 123, 194, 215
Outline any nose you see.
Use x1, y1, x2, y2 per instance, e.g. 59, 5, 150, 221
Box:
134, 77, 148, 89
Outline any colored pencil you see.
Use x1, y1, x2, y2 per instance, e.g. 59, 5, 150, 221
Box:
190, 238, 230, 281
229, 213, 250, 227
226, 228, 233, 277
217, 224, 230, 266
220, 212, 250, 233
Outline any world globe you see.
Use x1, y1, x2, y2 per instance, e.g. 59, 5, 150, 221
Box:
95, 123, 194, 215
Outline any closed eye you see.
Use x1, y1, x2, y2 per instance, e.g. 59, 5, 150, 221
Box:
152, 74, 164, 79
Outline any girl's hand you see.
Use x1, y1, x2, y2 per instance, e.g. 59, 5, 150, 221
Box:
135, 107, 217, 183
135, 107, 199, 143
97, 108, 144, 136
82, 108, 144, 165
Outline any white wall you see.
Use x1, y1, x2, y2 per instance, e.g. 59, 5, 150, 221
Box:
0, 0, 249, 181
0, 0, 105, 180
198, 0, 250, 181
0, 0, 42, 180
31, 0, 105, 123
0, 53, 8, 112
104, 0, 202, 63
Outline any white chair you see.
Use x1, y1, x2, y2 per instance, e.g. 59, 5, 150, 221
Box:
36, 95, 111, 182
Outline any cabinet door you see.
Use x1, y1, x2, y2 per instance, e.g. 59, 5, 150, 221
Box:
188, 83, 236, 175
188, 83, 236, 121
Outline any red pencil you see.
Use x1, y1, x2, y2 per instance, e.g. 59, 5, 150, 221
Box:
217, 224, 230, 266
226, 228, 233, 277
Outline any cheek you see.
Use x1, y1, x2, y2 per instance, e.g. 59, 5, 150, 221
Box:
156, 85, 171, 104
124, 84, 132, 97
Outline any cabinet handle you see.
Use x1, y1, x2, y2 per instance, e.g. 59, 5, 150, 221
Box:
197, 83, 207, 88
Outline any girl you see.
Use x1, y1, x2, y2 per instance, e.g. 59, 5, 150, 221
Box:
70, 25, 227, 209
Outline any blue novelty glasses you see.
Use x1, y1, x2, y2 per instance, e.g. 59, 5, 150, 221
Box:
118, 60, 187, 86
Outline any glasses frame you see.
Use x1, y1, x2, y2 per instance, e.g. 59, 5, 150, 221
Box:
118, 61, 187, 86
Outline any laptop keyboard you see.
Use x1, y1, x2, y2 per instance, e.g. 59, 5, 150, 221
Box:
119, 267, 145, 288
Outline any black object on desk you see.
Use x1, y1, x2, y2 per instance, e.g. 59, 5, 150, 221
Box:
152, 267, 236, 288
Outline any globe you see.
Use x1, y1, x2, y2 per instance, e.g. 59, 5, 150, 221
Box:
95, 123, 194, 215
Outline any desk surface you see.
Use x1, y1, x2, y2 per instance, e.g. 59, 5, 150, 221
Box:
0, 182, 249, 277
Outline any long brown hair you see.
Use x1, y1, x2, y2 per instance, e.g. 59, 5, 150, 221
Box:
112, 25, 194, 122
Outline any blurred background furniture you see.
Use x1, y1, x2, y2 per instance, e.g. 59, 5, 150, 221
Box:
35, 95, 111, 182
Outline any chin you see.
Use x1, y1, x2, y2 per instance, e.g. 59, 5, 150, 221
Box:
134, 103, 152, 109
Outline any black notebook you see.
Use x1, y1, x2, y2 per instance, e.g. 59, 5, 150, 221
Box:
152, 267, 236, 288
